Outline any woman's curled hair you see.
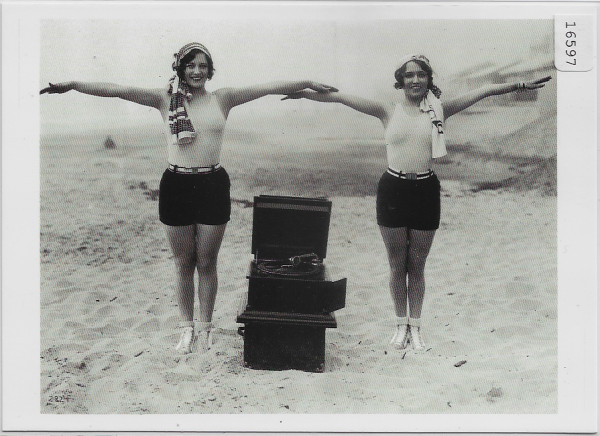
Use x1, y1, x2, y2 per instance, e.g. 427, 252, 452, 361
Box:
394, 59, 442, 99
176, 49, 215, 81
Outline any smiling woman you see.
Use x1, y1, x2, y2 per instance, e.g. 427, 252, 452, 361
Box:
282, 53, 551, 354
39, 41, 338, 356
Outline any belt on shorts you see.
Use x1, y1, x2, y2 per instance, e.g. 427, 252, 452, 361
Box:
386, 168, 434, 180
168, 163, 221, 174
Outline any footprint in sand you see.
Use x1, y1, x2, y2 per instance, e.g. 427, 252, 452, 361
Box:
144, 303, 167, 316
63, 320, 85, 330
95, 323, 127, 336
73, 327, 103, 341
94, 304, 117, 318
46, 284, 79, 305
134, 318, 160, 334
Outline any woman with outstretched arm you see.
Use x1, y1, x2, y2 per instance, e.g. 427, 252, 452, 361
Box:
41, 42, 337, 354
284, 54, 550, 351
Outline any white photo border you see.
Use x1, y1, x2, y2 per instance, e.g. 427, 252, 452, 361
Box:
2, 1, 597, 433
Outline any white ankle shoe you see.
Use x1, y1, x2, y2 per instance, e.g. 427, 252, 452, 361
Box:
409, 326, 425, 350
390, 317, 409, 349
390, 324, 410, 349
195, 321, 213, 351
175, 325, 195, 354
408, 318, 425, 351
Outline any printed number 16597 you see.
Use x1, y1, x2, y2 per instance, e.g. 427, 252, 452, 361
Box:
565, 22, 577, 65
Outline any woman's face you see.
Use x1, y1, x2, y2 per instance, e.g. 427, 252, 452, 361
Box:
402, 61, 429, 101
183, 52, 210, 89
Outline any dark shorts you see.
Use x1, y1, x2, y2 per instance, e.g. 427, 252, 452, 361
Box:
159, 167, 231, 226
376, 170, 441, 230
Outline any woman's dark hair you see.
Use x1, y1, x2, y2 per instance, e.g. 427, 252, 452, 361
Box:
394, 59, 441, 98
176, 49, 215, 81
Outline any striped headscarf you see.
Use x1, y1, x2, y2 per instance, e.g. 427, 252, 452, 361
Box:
168, 43, 212, 145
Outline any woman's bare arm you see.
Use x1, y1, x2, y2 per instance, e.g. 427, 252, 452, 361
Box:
443, 76, 551, 119
40, 81, 166, 110
215, 81, 338, 117
282, 90, 389, 123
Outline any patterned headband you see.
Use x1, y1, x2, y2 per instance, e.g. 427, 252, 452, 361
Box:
172, 42, 212, 71
396, 54, 431, 72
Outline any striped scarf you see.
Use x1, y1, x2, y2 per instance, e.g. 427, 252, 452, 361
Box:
420, 90, 447, 158
168, 75, 195, 145
167, 42, 212, 146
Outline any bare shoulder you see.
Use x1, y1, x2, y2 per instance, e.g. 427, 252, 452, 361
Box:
213, 87, 238, 104
211, 88, 237, 116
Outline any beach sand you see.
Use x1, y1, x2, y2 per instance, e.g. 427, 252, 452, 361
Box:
39, 108, 557, 416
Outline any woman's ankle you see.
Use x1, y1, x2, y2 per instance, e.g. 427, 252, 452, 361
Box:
195, 321, 212, 332
408, 317, 421, 328
395, 316, 408, 326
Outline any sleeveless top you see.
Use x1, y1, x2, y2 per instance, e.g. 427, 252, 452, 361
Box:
164, 92, 226, 168
384, 102, 435, 172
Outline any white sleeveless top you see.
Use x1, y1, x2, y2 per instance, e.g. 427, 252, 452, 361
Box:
164, 92, 226, 167
384, 102, 434, 172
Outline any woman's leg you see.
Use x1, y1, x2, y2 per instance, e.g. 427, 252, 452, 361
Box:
405, 229, 436, 319
194, 223, 227, 323
164, 224, 197, 322
379, 225, 409, 317
406, 228, 436, 350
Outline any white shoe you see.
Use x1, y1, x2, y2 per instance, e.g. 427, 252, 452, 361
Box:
175, 326, 195, 354
195, 321, 213, 351
410, 326, 426, 351
390, 324, 410, 349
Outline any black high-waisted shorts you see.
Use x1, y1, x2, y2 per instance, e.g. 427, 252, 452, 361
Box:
159, 167, 231, 226
376, 170, 440, 230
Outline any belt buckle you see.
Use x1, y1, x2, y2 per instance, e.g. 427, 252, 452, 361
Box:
406, 173, 417, 180
191, 167, 200, 175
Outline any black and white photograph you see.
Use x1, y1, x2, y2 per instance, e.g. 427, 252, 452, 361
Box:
1, 1, 597, 433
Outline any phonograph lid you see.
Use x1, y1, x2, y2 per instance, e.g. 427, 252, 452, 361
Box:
251, 195, 332, 260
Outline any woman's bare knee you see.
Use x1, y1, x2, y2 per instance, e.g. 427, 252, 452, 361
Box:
196, 253, 218, 274
173, 255, 196, 275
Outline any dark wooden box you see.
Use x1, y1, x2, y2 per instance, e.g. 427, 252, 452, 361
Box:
238, 195, 346, 372
237, 310, 336, 372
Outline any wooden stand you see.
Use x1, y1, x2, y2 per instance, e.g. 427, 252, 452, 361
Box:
237, 311, 336, 373
237, 195, 346, 373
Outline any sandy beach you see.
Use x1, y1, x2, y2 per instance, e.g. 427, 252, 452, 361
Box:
39, 103, 557, 416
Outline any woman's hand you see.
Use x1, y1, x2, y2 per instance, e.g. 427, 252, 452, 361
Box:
281, 91, 305, 101
40, 82, 73, 95
521, 76, 552, 90
217, 80, 338, 112
307, 81, 339, 93
281, 86, 338, 101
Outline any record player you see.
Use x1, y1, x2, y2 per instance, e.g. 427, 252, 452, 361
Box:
237, 195, 347, 372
